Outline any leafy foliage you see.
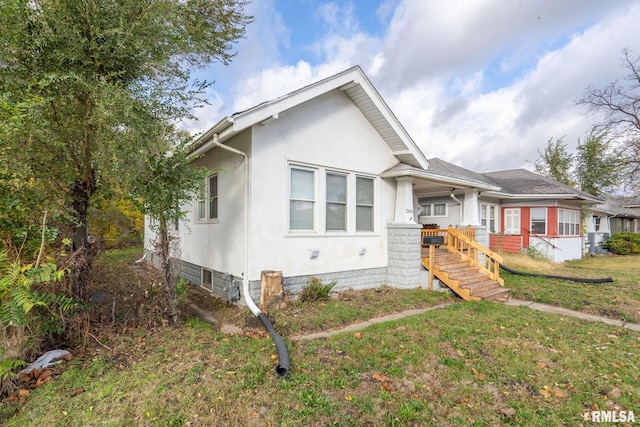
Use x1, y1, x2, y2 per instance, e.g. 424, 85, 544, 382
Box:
0, 0, 252, 297
298, 277, 337, 302
603, 232, 640, 255
533, 137, 575, 186
575, 130, 623, 197
132, 140, 208, 326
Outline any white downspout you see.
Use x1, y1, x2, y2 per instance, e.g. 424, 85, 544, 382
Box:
211, 134, 257, 313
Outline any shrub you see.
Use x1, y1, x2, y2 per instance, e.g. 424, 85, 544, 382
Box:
603, 232, 640, 255
298, 277, 336, 302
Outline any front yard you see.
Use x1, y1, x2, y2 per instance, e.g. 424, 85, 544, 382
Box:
1, 250, 639, 426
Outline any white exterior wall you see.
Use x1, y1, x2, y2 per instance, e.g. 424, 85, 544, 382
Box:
529, 236, 584, 262
247, 90, 398, 281
169, 132, 251, 279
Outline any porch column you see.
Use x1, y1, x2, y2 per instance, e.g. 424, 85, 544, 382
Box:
462, 189, 480, 226
386, 222, 422, 289
394, 177, 417, 223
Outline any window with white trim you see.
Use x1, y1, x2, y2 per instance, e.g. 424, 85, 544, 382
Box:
558, 209, 580, 236
290, 167, 316, 231
326, 172, 347, 231
504, 208, 521, 234
481, 203, 497, 233
197, 174, 218, 221
356, 176, 374, 231
288, 164, 375, 233
593, 215, 601, 232
421, 203, 447, 217
530, 208, 547, 235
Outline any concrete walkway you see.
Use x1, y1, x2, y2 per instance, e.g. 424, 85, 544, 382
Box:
505, 299, 640, 332
289, 299, 640, 341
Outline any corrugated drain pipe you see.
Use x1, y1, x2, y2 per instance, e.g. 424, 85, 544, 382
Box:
242, 281, 290, 377
211, 133, 289, 378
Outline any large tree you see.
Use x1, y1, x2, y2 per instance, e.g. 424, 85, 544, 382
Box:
574, 130, 623, 197
578, 48, 640, 196
0, 0, 251, 296
533, 137, 575, 186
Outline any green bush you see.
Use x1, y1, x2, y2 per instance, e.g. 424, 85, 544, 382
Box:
603, 232, 640, 255
298, 277, 336, 302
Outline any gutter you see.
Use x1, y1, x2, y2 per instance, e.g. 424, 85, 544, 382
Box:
211, 133, 289, 378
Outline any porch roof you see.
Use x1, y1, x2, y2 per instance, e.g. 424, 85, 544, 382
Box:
381, 162, 501, 192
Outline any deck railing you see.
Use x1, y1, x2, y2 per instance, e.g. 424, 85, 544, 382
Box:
446, 226, 504, 286
420, 225, 476, 245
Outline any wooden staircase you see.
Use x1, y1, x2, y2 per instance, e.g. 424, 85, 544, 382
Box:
422, 249, 510, 301
421, 226, 510, 302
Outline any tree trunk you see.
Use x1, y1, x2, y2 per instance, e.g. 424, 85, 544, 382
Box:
68, 179, 95, 300
157, 223, 180, 326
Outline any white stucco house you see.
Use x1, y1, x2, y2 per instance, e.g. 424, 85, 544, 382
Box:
144, 66, 501, 302
144, 66, 603, 303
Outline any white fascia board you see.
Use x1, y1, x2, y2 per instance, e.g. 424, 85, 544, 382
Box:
356, 78, 430, 170
484, 191, 602, 203
189, 118, 234, 158
381, 168, 499, 191
229, 69, 363, 134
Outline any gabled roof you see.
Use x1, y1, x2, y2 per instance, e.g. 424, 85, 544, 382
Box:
482, 169, 602, 202
593, 199, 640, 218
190, 66, 429, 169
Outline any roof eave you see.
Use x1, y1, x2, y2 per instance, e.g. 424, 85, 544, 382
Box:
381, 168, 500, 191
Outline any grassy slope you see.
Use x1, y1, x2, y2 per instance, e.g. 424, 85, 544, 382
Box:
1, 252, 639, 426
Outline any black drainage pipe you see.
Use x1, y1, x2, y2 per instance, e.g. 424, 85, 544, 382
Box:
499, 264, 614, 283
258, 313, 290, 378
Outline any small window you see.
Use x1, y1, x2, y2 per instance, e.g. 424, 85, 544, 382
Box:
356, 176, 374, 231
481, 204, 497, 233
196, 174, 218, 221
202, 268, 213, 291
208, 175, 218, 220
421, 203, 446, 217
326, 172, 347, 231
290, 167, 315, 231
593, 215, 601, 232
530, 208, 547, 235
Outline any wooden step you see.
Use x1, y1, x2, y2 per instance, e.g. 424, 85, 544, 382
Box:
462, 279, 500, 294
472, 287, 511, 301
438, 261, 470, 270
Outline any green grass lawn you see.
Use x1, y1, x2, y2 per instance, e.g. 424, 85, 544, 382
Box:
505, 254, 640, 323
1, 252, 639, 426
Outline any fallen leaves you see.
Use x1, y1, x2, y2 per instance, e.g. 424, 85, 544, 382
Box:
372, 372, 393, 391
471, 368, 486, 381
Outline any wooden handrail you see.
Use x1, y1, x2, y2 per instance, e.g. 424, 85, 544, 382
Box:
446, 226, 504, 286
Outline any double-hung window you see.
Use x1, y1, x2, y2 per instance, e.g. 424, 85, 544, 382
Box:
197, 174, 218, 221
421, 203, 447, 217
481, 204, 497, 233
530, 208, 547, 235
289, 165, 375, 233
326, 173, 347, 231
290, 167, 316, 231
558, 209, 580, 236
356, 176, 374, 231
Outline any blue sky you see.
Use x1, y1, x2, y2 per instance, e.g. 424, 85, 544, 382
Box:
183, 0, 640, 172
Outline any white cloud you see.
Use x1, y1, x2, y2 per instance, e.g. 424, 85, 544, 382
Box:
185, 0, 640, 174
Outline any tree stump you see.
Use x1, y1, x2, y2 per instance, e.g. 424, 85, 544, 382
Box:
260, 270, 285, 310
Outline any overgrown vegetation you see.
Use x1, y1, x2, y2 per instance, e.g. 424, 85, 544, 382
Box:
603, 232, 640, 255
2, 249, 639, 425
298, 277, 337, 302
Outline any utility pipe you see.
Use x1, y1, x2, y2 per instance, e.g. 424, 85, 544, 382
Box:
213, 133, 289, 378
